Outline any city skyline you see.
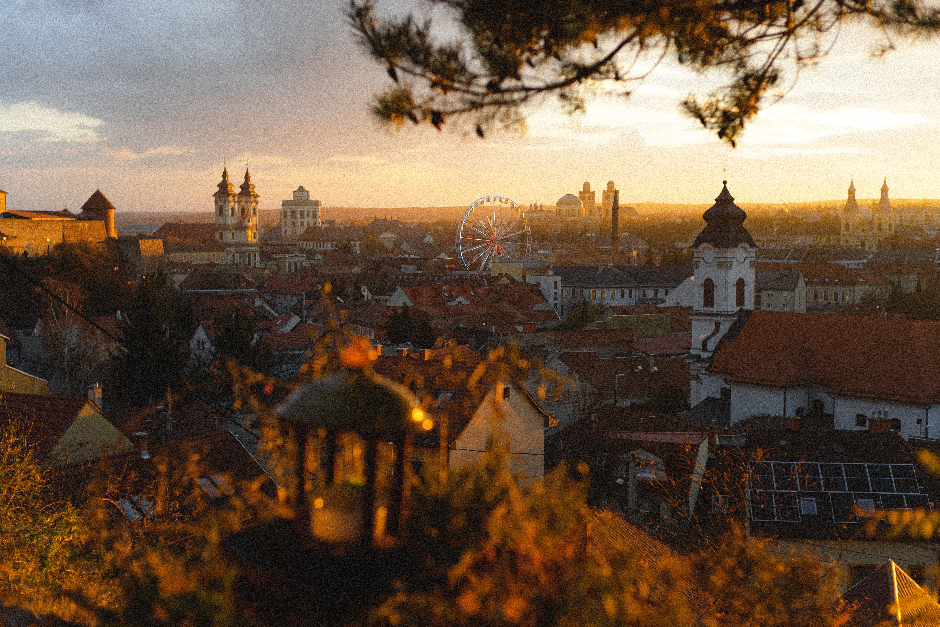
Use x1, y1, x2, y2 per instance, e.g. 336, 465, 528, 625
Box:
5, 1, 940, 215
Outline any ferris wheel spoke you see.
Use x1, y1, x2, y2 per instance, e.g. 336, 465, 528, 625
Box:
468, 247, 490, 269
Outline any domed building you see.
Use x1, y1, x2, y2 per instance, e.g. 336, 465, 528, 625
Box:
555, 193, 583, 217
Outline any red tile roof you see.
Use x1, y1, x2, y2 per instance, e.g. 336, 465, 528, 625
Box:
710, 311, 940, 404
559, 352, 690, 398
632, 335, 692, 356
151, 222, 217, 243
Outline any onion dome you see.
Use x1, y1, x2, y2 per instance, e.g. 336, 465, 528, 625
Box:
692, 181, 755, 249
215, 168, 234, 196
239, 169, 256, 196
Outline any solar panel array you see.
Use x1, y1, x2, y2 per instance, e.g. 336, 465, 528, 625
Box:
747, 461, 929, 523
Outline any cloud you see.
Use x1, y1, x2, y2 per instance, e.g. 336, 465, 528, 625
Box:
741, 105, 930, 146
328, 155, 387, 164
0, 101, 103, 142
107, 145, 193, 162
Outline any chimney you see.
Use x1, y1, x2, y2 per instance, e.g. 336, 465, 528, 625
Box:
611, 190, 620, 259
132, 432, 151, 459
87, 382, 103, 408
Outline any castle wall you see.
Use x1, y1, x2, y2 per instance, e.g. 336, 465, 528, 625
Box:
0, 220, 107, 255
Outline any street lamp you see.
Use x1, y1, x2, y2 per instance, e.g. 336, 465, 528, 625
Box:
223, 344, 431, 624
275, 366, 428, 546
613, 372, 627, 406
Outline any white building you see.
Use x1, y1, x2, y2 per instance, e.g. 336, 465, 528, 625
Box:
281, 186, 321, 236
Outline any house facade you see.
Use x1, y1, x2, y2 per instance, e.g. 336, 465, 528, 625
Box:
703, 310, 940, 439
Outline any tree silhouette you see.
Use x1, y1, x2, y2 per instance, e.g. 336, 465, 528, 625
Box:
110, 273, 188, 408
349, 0, 940, 145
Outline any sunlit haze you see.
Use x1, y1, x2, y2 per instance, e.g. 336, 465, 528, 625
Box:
5, 1, 940, 216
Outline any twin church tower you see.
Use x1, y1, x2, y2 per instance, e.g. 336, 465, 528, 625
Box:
214, 166, 260, 267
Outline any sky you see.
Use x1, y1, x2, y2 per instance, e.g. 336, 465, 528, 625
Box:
5, 1, 940, 217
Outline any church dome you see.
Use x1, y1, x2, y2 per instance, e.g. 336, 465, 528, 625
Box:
692, 181, 755, 249
558, 193, 579, 204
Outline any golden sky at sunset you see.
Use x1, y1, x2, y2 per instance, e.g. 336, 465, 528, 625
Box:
4, 1, 940, 217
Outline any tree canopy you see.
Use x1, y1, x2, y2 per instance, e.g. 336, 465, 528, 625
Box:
349, 0, 940, 145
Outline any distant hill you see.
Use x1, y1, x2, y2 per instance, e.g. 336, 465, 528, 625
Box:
115, 206, 469, 228
114, 199, 940, 229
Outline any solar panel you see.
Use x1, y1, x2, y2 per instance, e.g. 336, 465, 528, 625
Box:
867, 464, 894, 492
748, 462, 928, 523
843, 463, 870, 492
773, 462, 798, 491
830, 493, 856, 523
751, 490, 775, 521
776, 491, 800, 521
891, 465, 919, 494
797, 462, 822, 491
820, 463, 847, 492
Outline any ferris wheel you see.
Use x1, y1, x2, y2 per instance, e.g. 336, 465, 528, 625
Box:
457, 196, 531, 271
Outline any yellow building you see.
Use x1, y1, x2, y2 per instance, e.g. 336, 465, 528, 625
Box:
0, 189, 116, 255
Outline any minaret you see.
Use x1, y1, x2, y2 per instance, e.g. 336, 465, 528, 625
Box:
689, 181, 756, 360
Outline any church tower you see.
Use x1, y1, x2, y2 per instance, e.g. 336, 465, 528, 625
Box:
873, 177, 895, 248
840, 180, 860, 248
214, 166, 260, 267
689, 181, 756, 360
214, 167, 237, 242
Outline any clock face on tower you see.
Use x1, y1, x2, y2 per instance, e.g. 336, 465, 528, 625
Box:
702, 248, 715, 264
736, 246, 747, 263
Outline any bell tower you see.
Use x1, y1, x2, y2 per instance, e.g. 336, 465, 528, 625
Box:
689, 181, 757, 407
689, 181, 756, 359
214, 167, 237, 243
214, 166, 260, 267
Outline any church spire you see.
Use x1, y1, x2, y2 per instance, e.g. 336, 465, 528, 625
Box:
877, 177, 892, 213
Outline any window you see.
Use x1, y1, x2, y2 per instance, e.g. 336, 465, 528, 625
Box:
856, 413, 867, 427
703, 278, 715, 308
642, 289, 647, 297
654, 288, 659, 298
736, 277, 745, 307
591, 290, 596, 299
628, 289, 633, 298
601, 290, 606, 298
503, 386, 511, 399
800, 497, 818, 515
620, 289, 624, 298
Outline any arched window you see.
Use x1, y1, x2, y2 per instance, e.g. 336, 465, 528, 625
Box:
703, 278, 715, 308
736, 277, 745, 308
